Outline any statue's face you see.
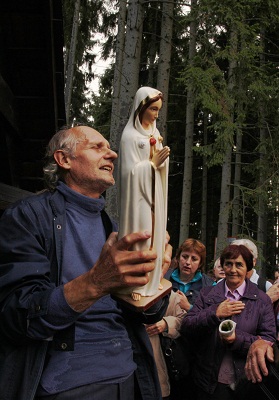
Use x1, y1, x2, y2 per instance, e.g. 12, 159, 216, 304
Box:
141, 99, 162, 129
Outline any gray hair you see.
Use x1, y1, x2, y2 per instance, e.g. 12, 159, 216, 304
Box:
213, 257, 221, 269
231, 238, 258, 259
43, 126, 85, 190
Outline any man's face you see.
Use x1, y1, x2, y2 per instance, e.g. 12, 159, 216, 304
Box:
59, 126, 117, 198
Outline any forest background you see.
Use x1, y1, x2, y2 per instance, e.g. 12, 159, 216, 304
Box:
62, 0, 279, 279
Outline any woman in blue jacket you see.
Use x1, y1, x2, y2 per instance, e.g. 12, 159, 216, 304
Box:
166, 238, 214, 311
164, 238, 214, 399
181, 244, 276, 400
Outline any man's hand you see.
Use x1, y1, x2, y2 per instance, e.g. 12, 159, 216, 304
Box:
266, 282, 279, 303
64, 231, 157, 312
245, 339, 274, 383
161, 231, 172, 278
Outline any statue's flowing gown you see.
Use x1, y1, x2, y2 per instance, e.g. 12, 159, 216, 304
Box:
118, 87, 169, 297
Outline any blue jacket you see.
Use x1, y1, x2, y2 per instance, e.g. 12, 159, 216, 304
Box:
180, 279, 277, 394
165, 268, 214, 306
0, 189, 168, 400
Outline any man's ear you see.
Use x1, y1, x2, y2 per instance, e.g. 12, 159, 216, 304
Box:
54, 150, 71, 170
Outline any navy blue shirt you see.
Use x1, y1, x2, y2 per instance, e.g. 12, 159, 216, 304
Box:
30, 183, 136, 395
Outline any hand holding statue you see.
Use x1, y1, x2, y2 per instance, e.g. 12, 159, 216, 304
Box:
64, 231, 158, 312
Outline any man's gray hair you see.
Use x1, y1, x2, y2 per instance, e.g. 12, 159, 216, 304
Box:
43, 126, 85, 190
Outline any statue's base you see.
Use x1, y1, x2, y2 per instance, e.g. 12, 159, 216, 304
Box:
112, 278, 172, 312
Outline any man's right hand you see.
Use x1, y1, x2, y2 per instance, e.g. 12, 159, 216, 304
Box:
244, 339, 274, 383
64, 231, 157, 312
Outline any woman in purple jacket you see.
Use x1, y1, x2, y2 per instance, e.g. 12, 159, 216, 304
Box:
181, 244, 276, 400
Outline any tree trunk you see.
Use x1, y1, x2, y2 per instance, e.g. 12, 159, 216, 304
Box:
258, 125, 267, 271
106, 0, 144, 220
156, 0, 174, 143
64, 0, 80, 125
109, 0, 127, 151
231, 128, 242, 237
216, 27, 237, 256
179, 0, 197, 243
201, 111, 208, 246
216, 147, 232, 255
257, 27, 267, 273
147, 8, 158, 87
118, 0, 144, 133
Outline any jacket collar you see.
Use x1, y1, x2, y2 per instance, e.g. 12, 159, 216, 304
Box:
49, 189, 65, 218
204, 278, 259, 306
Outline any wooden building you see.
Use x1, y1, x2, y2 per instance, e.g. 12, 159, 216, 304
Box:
0, 0, 66, 211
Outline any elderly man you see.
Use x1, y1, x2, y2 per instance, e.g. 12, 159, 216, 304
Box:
0, 125, 172, 400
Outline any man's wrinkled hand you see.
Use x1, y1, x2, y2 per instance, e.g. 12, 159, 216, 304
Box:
64, 231, 157, 312
245, 339, 274, 383
161, 232, 172, 278
91, 231, 157, 295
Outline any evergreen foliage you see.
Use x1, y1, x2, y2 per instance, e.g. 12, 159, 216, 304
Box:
62, 0, 279, 273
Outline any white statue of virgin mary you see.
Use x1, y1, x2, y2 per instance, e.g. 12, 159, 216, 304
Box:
117, 86, 170, 300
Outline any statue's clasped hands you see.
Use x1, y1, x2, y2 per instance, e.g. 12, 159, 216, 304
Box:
151, 146, 170, 168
